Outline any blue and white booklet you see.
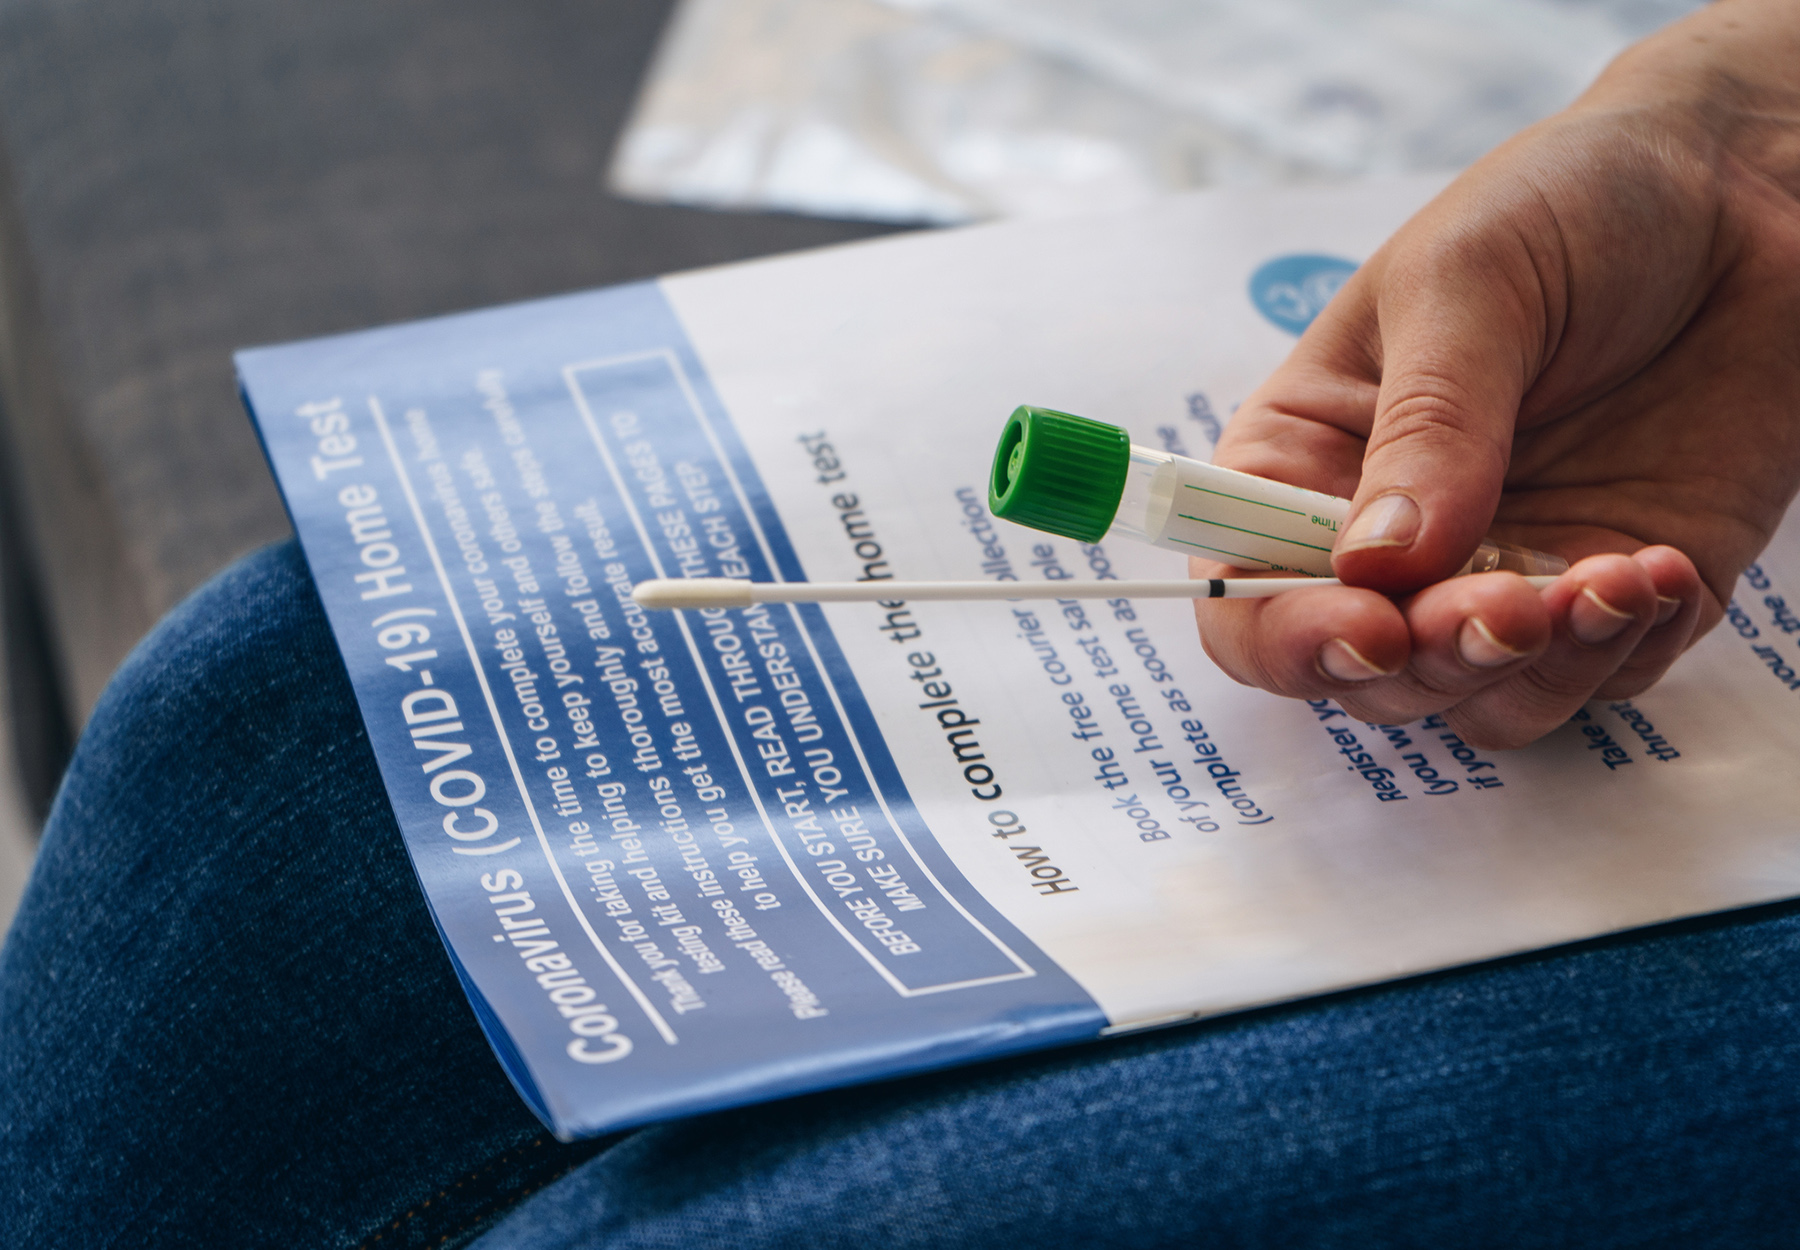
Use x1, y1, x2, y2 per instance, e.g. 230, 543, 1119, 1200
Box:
239, 176, 1800, 1139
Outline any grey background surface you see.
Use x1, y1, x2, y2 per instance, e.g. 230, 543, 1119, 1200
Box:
0, 0, 905, 926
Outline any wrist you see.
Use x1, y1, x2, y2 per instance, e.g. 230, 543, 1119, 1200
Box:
1571, 0, 1800, 193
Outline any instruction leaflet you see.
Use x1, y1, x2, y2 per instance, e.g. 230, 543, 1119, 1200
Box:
240, 176, 1800, 1138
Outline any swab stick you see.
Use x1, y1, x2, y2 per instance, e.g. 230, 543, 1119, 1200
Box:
632, 575, 1559, 611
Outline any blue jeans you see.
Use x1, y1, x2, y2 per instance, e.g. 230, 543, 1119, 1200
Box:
4, 541, 1800, 1248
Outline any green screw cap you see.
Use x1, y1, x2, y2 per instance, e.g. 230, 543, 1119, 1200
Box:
988, 406, 1131, 544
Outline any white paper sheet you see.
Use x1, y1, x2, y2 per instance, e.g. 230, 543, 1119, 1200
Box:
666, 175, 1800, 1027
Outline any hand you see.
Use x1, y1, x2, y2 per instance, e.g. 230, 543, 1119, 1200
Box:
1194, 0, 1800, 749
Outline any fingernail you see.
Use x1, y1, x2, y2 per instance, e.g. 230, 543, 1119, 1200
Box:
1337, 494, 1420, 554
1654, 595, 1681, 627
1317, 638, 1391, 683
1457, 617, 1527, 668
1570, 586, 1635, 646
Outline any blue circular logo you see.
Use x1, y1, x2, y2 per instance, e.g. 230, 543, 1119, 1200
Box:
1249, 254, 1358, 336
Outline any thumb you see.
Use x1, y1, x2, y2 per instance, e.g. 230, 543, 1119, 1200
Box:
1332, 264, 1536, 592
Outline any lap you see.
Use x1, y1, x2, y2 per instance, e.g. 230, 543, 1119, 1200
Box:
5, 541, 1798, 1249
0, 542, 607, 1248
484, 893, 1800, 1248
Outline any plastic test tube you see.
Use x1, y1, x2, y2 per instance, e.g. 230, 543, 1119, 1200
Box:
986, 406, 1568, 580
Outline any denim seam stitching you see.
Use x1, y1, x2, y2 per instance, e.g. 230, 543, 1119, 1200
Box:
356, 1134, 554, 1250
430, 1152, 602, 1248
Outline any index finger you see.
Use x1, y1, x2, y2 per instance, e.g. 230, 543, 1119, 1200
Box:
1189, 559, 1409, 698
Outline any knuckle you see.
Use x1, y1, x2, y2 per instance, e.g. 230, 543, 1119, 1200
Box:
1396, 665, 1487, 705
1346, 693, 1446, 725
1341, 670, 1460, 723
1448, 717, 1539, 753
1369, 389, 1506, 469
1442, 697, 1547, 751
1517, 660, 1603, 706
1195, 613, 1290, 696
1592, 658, 1671, 702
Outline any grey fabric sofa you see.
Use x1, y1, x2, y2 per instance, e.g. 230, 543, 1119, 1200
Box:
0, 0, 898, 820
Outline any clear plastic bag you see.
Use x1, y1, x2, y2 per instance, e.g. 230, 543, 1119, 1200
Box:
610, 0, 1703, 224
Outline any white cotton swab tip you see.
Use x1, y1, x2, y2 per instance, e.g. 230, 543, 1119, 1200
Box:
633, 579, 757, 609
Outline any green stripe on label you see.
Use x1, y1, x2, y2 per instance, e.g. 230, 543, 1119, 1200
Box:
1183, 484, 1307, 516
1174, 513, 1334, 553
1163, 537, 1279, 566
